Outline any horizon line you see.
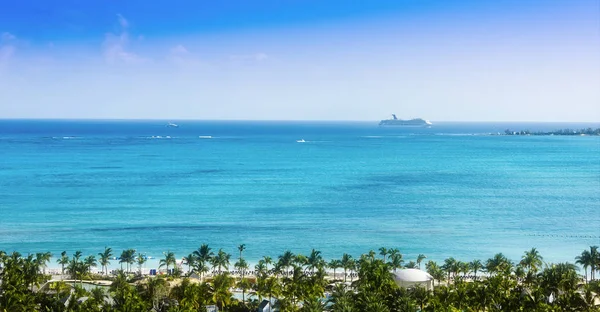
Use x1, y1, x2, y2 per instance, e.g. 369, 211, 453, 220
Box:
1, 118, 600, 123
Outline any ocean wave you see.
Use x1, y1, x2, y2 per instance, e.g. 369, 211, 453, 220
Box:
50, 136, 80, 140
198, 135, 213, 139
434, 133, 491, 136
147, 136, 173, 139
361, 135, 408, 139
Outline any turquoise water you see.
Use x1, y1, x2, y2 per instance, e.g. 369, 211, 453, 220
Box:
1, 120, 599, 265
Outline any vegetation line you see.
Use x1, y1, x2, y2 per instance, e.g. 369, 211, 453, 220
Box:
1, 246, 599, 311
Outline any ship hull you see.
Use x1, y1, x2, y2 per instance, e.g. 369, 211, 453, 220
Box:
379, 119, 432, 127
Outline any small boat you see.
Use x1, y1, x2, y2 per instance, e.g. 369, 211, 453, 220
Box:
166, 122, 179, 128
297, 139, 306, 143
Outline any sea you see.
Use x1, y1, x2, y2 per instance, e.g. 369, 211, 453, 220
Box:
1, 119, 599, 268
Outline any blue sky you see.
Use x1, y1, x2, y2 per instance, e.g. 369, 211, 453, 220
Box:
1, 0, 599, 121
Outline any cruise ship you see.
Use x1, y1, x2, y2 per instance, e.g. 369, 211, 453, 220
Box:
379, 114, 432, 127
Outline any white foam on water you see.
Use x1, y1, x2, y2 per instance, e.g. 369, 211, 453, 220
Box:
52, 136, 79, 139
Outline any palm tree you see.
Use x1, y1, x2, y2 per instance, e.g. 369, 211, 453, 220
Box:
238, 244, 246, 261
57, 251, 69, 275
84, 255, 97, 274
136, 253, 147, 275
442, 257, 457, 282
589, 246, 599, 280
459, 261, 470, 279
23, 254, 39, 291
278, 250, 295, 275
68, 251, 85, 285
193, 244, 213, 278
118, 249, 136, 272
302, 297, 327, 312
416, 254, 427, 270
98, 247, 113, 275
159, 251, 176, 274
212, 272, 234, 311
379, 247, 389, 262
486, 253, 512, 276
212, 248, 231, 273
425, 260, 445, 286
520, 247, 543, 273
182, 253, 195, 273
263, 255, 273, 272
307, 249, 323, 273
90, 287, 107, 306
194, 260, 210, 281
410, 286, 430, 311
295, 253, 308, 267
576, 249, 593, 282
235, 258, 249, 278
539, 262, 579, 302
237, 277, 252, 304
73, 250, 83, 261
125, 249, 136, 273
329, 259, 341, 280
387, 252, 404, 272
119, 250, 129, 271
340, 253, 353, 282
255, 260, 267, 276
469, 259, 483, 280
35, 252, 52, 275
366, 250, 376, 261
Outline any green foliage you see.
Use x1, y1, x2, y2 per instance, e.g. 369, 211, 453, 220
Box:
2, 246, 600, 311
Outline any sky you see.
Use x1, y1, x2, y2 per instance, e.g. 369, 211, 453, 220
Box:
0, 0, 599, 121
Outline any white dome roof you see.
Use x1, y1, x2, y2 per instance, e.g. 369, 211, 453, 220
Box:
393, 269, 433, 282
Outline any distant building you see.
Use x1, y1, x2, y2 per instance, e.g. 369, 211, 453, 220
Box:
393, 269, 434, 290
206, 305, 218, 312
258, 299, 278, 312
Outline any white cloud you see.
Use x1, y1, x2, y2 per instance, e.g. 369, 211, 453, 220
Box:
255, 53, 268, 61
1, 32, 16, 42
170, 44, 189, 55
167, 44, 204, 68
102, 15, 147, 64
0, 32, 16, 67
116, 14, 129, 29
0, 45, 15, 64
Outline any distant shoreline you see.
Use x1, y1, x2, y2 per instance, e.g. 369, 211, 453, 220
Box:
501, 127, 600, 136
